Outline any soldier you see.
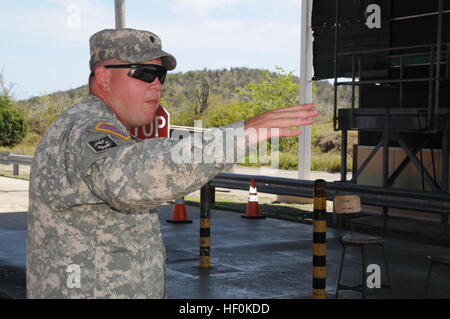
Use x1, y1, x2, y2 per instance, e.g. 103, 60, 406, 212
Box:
27, 28, 319, 298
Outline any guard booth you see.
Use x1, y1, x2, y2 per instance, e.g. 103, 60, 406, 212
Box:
311, 0, 449, 226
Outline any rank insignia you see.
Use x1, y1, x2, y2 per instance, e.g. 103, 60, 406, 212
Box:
88, 136, 118, 153
95, 122, 130, 140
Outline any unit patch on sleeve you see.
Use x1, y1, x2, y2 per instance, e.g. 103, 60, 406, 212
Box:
88, 136, 118, 153
95, 122, 130, 140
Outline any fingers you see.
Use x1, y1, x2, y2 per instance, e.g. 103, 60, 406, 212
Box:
266, 127, 305, 139
271, 118, 315, 129
271, 110, 319, 123
272, 103, 315, 113
277, 128, 302, 137
244, 103, 319, 143
246, 126, 309, 144
272, 108, 318, 118
271, 106, 318, 128
270, 104, 319, 125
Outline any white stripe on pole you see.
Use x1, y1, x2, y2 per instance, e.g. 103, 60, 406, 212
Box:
298, 0, 313, 180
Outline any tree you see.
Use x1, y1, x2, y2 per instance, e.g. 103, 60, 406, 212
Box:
236, 67, 302, 154
0, 69, 15, 98
236, 66, 300, 114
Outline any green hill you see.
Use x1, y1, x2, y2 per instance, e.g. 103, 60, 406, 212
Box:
17, 67, 353, 128
5, 67, 356, 172
16, 68, 278, 131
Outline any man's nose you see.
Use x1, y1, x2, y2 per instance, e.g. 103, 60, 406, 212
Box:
149, 77, 162, 88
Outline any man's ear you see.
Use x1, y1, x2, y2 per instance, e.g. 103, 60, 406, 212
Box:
94, 67, 111, 93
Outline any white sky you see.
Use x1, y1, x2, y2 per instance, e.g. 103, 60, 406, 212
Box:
0, 0, 303, 100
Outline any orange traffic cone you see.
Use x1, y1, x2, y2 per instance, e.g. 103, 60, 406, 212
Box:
242, 178, 265, 219
167, 197, 192, 223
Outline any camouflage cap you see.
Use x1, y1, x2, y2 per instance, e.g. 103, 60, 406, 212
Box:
89, 28, 177, 71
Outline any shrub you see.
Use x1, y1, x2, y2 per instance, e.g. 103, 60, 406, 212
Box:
278, 152, 298, 170
311, 152, 352, 172
204, 101, 255, 128
0, 95, 28, 147
313, 133, 341, 152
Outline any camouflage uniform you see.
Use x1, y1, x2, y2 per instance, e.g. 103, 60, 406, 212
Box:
27, 29, 247, 298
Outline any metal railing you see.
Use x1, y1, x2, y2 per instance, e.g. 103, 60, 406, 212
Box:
333, 42, 450, 132
0, 152, 33, 175
1, 152, 449, 233
211, 173, 450, 214
205, 172, 450, 234
0, 126, 202, 174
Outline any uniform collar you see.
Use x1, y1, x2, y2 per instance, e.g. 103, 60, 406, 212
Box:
85, 94, 130, 134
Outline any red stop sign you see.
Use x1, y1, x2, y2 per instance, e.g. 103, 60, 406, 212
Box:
131, 105, 170, 139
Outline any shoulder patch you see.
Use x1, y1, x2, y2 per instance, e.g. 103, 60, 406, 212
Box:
88, 136, 118, 153
95, 122, 130, 140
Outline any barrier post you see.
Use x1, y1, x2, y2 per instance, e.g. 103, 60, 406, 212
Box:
200, 182, 211, 268
313, 179, 327, 299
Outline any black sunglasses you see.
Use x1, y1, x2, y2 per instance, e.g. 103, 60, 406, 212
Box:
92, 64, 167, 84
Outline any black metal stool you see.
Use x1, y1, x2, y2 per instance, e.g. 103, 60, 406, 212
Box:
425, 255, 450, 298
334, 194, 394, 299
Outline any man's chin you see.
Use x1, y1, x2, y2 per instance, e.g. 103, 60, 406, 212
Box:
143, 110, 158, 124
132, 117, 154, 130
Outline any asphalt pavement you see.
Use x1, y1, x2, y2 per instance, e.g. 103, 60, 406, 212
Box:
0, 172, 449, 299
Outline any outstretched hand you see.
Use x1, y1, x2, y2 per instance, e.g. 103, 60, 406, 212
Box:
244, 103, 319, 145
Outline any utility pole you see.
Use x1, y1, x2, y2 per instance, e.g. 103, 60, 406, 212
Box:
115, 0, 126, 29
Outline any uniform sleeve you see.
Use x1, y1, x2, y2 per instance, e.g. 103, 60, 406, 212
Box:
69, 118, 248, 211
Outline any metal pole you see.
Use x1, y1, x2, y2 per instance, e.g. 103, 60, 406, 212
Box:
200, 183, 211, 268
434, 0, 443, 115
333, 0, 340, 131
442, 131, 449, 234
446, 43, 450, 79
341, 130, 347, 182
313, 179, 327, 299
399, 56, 403, 108
428, 45, 434, 125
114, 0, 126, 29
351, 54, 355, 111
443, 131, 449, 193
391, 9, 450, 21
382, 109, 390, 229
298, 0, 313, 179
351, 54, 356, 128
210, 186, 216, 206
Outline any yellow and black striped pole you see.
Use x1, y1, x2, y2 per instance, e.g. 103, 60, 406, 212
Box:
200, 183, 211, 268
313, 179, 327, 299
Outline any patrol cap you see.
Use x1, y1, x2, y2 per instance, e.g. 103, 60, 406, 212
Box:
89, 28, 177, 71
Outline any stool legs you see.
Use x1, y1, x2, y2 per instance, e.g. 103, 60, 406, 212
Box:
335, 244, 347, 299
425, 260, 433, 299
381, 245, 394, 298
361, 246, 366, 299
335, 243, 393, 299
